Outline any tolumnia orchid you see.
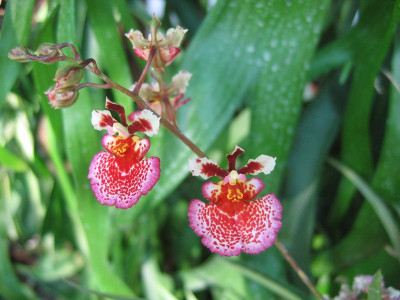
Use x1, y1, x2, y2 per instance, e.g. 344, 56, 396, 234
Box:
88, 98, 161, 209
188, 146, 282, 256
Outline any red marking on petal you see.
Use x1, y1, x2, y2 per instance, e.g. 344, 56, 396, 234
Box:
99, 113, 116, 128
237, 161, 263, 175
202, 182, 223, 204
160, 48, 180, 64
226, 145, 245, 171
127, 111, 141, 123
188, 199, 243, 256
134, 49, 150, 61
128, 117, 152, 134
106, 98, 128, 127
102, 134, 150, 161
88, 151, 160, 209
242, 178, 264, 200
201, 162, 228, 178
236, 194, 282, 254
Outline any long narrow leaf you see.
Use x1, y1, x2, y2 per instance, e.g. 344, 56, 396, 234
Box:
328, 157, 400, 258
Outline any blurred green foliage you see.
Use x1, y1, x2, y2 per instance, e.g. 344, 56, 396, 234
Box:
0, 0, 399, 299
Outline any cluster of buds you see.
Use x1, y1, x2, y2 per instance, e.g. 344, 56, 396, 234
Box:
125, 15, 187, 69
9, 43, 84, 109
45, 64, 84, 109
126, 15, 190, 125
132, 69, 191, 126
8, 43, 60, 63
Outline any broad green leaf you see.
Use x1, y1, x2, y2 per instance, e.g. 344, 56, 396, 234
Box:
244, 0, 330, 193
0, 146, 28, 172
85, 0, 133, 110
368, 270, 383, 300
279, 79, 347, 285
57, 0, 134, 296
0, 0, 35, 108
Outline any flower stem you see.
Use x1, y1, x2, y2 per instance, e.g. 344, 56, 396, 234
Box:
133, 47, 156, 94
274, 239, 324, 300
77, 83, 111, 90
80, 58, 207, 158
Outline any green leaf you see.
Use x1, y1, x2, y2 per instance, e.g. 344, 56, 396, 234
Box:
180, 256, 304, 300
279, 81, 345, 277
0, 176, 36, 299
0, 146, 28, 172
245, 0, 330, 193
341, 0, 400, 177
85, 0, 134, 110
372, 30, 400, 204
328, 157, 400, 258
336, 0, 400, 210
0, 0, 35, 108
367, 270, 383, 300
57, 0, 134, 296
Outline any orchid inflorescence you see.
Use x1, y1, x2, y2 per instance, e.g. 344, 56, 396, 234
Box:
9, 15, 282, 257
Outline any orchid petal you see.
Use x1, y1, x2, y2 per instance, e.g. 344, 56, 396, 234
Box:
202, 177, 263, 204
125, 29, 150, 48
88, 152, 160, 209
188, 194, 282, 256
169, 70, 192, 94
188, 199, 243, 256
128, 109, 160, 137
102, 134, 150, 161
163, 26, 188, 47
238, 155, 276, 175
188, 157, 227, 179
91, 110, 117, 132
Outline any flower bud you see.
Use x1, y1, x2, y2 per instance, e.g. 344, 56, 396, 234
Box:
125, 15, 187, 67
35, 43, 59, 57
45, 85, 79, 109
53, 65, 84, 89
8, 46, 31, 62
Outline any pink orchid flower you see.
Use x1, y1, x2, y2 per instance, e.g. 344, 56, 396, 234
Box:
188, 146, 282, 256
88, 98, 161, 209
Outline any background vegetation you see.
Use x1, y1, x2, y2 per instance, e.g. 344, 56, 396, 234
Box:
0, 0, 399, 299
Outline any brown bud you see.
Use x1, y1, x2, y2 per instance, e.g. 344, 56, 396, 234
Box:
8, 46, 31, 62
35, 43, 59, 57
53, 65, 84, 89
45, 85, 79, 109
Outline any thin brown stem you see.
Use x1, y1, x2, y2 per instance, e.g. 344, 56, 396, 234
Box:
84, 66, 207, 157
58, 43, 81, 60
274, 239, 324, 300
77, 83, 111, 90
133, 47, 156, 94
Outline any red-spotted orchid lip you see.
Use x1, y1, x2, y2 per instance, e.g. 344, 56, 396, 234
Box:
88, 134, 161, 209
188, 193, 282, 256
187, 146, 281, 256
